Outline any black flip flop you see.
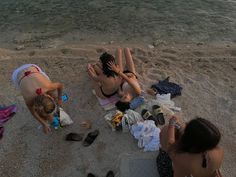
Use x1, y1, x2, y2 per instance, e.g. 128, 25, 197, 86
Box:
141, 109, 153, 120
87, 173, 96, 177
65, 133, 83, 141
83, 130, 99, 147
141, 109, 158, 126
106, 170, 114, 177
152, 105, 165, 125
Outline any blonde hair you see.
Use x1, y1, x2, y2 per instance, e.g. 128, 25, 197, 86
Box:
33, 95, 56, 115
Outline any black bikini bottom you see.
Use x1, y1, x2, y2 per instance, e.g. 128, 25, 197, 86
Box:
100, 87, 118, 98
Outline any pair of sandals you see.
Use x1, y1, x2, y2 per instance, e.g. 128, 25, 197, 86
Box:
65, 130, 99, 147
141, 105, 165, 126
88, 171, 114, 177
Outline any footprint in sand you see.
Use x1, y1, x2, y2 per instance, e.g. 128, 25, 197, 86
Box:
133, 48, 147, 57
192, 51, 204, 57
229, 50, 236, 56
96, 48, 106, 53
161, 54, 178, 61
162, 48, 178, 54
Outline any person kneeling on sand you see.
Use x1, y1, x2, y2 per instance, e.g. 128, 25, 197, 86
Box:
87, 50, 122, 99
158, 116, 224, 177
108, 48, 142, 112
12, 64, 63, 133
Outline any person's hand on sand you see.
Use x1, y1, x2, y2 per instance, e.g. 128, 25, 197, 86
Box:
108, 61, 120, 74
43, 124, 51, 134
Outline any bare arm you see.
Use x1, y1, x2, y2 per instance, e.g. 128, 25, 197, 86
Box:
117, 71, 141, 95
48, 82, 63, 106
26, 103, 51, 133
108, 61, 141, 95
167, 116, 185, 151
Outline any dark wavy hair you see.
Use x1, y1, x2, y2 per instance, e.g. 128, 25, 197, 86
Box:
176, 117, 221, 153
115, 101, 130, 112
33, 95, 56, 114
99, 52, 117, 77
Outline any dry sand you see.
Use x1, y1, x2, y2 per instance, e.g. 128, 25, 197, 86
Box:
0, 43, 235, 177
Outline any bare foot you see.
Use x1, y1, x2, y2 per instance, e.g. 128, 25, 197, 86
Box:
87, 65, 98, 81
146, 88, 157, 96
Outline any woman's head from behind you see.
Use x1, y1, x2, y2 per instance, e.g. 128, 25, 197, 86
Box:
33, 95, 56, 119
178, 117, 221, 153
99, 52, 116, 77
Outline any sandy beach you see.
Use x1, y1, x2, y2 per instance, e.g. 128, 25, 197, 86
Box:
0, 43, 235, 177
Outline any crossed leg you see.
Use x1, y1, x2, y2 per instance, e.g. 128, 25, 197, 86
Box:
116, 48, 123, 72
124, 48, 136, 75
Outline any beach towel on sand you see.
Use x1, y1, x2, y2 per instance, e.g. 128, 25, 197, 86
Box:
92, 90, 119, 111
0, 105, 17, 140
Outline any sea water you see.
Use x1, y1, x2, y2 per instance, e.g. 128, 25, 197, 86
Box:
0, 0, 236, 47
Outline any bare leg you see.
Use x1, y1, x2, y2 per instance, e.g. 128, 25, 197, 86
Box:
91, 79, 105, 99
93, 63, 103, 75
124, 48, 136, 74
87, 67, 106, 99
116, 48, 123, 72
87, 64, 99, 81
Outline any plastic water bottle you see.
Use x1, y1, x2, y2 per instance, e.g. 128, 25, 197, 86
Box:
51, 116, 60, 129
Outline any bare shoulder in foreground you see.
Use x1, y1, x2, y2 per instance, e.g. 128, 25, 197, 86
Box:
159, 116, 224, 177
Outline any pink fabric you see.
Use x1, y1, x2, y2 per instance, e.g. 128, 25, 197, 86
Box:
0, 105, 17, 140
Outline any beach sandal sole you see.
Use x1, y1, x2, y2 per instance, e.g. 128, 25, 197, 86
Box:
152, 105, 165, 125
65, 133, 83, 141
141, 109, 159, 126
141, 109, 152, 120
106, 170, 115, 177
83, 130, 99, 147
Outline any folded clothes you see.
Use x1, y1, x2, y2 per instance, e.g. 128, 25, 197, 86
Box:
0, 105, 17, 140
151, 77, 182, 98
92, 90, 119, 111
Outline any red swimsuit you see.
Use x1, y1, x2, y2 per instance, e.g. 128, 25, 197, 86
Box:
18, 66, 43, 95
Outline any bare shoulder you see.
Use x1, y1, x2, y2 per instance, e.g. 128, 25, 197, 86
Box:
208, 146, 224, 170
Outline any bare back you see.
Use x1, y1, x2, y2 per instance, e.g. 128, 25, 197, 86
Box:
160, 125, 224, 177
18, 66, 53, 104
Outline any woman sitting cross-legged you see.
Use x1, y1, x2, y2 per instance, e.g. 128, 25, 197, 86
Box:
158, 116, 224, 177
87, 50, 122, 99
108, 48, 142, 112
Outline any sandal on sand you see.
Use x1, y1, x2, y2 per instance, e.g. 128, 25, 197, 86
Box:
87, 173, 96, 177
83, 130, 99, 147
106, 171, 114, 177
141, 109, 153, 120
152, 105, 165, 125
141, 109, 158, 126
65, 133, 83, 141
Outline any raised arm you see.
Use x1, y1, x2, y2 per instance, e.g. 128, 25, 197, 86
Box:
108, 61, 141, 95
167, 116, 184, 151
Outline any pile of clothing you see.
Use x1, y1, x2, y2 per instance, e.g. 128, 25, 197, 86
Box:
0, 104, 17, 140
105, 109, 161, 152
